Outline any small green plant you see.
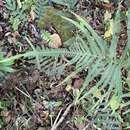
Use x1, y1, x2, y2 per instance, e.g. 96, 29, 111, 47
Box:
73, 115, 85, 126
34, 0, 50, 19
0, 51, 14, 73
9, 16, 21, 31
5, 0, 34, 31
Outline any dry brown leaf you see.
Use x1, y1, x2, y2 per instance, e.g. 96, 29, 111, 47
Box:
49, 33, 62, 48
73, 78, 83, 89
12, 31, 20, 38
40, 111, 49, 121
30, 69, 40, 83
1, 111, 13, 123
95, 2, 114, 10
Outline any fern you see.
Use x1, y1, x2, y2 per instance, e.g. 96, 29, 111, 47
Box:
5, 0, 22, 20
5, 0, 28, 30
5, 0, 17, 11
31, 4, 129, 129
0, 51, 15, 73
94, 108, 121, 130
1, 2, 130, 129
40, 56, 65, 79
81, 99, 121, 129
41, 30, 52, 44
34, 0, 50, 19
25, 37, 65, 79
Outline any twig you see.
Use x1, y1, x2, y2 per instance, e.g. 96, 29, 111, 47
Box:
15, 87, 31, 99
51, 103, 74, 130
82, 124, 89, 130
52, 108, 63, 127
93, 124, 101, 130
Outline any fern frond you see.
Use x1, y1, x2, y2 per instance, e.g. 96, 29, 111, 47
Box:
61, 13, 107, 55
2, 2, 130, 129
0, 51, 15, 73
94, 108, 121, 130
109, 8, 121, 59
34, 0, 49, 19
5, 0, 16, 11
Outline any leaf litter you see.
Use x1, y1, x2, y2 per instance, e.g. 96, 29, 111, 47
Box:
0, 0, 129, 130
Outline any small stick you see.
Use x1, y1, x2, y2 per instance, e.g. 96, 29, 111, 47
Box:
51, 103, 74, 130
15, 87, 31, 99
53, 108, 63, 127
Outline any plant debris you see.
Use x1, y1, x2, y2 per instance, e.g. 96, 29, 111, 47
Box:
0, 0, 130, 130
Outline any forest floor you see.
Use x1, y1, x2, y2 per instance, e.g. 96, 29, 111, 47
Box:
0, 0, 129, 130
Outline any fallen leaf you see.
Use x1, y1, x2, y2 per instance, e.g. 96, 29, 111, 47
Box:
95, 2, 114, 10
73, 78, 83, 89
31, 69, 40, 83
49, 33, 62, 48
1, 111, 14, 123
40, 111, 49, 121
12, 31, 20, 38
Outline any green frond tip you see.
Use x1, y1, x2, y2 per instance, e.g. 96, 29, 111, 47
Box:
0, 51, 16, 73
61, 12, 107, 55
